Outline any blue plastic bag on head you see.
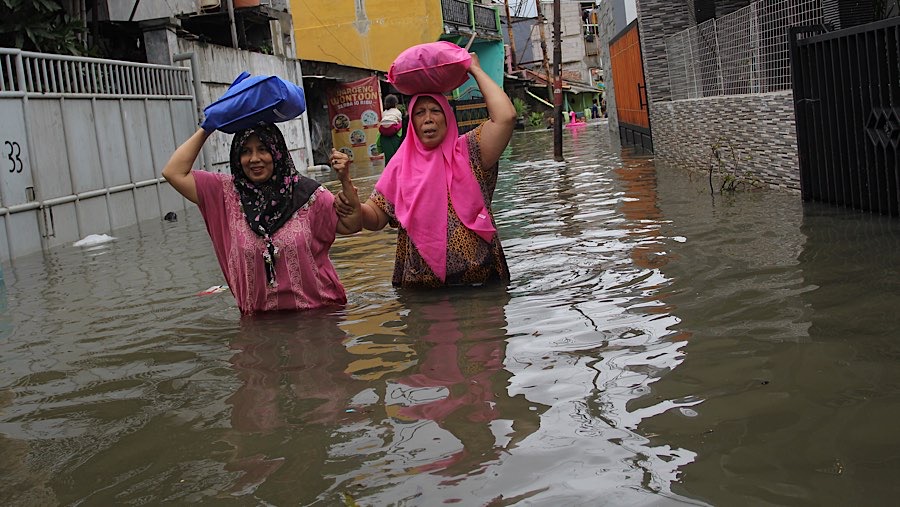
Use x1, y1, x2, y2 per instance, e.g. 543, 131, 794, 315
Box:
201, 72, 306, 133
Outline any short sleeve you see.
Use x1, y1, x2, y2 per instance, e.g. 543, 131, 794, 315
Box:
310, 187, 338, 243
193, 170, 227, 213
369, 189, 399, 228
192, 171, 232, 255
465, 123, 497, 194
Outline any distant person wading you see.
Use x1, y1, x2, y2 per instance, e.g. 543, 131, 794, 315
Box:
377, 93, 404, 164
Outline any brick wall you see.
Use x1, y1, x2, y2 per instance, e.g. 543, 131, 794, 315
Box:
651, 92, 801, 192
634, 0, 694, 103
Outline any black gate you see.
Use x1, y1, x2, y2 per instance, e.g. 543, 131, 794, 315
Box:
791, 17, 900, 216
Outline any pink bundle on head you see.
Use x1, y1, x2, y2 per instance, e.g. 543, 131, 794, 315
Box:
387, 41, 472, 95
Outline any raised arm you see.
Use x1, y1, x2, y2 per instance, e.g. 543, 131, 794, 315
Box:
469, 53, 516, 169
330, 148, 362, 235
162, 128, 210, 204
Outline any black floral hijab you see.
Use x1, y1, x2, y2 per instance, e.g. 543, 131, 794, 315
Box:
229, 123, 321, 286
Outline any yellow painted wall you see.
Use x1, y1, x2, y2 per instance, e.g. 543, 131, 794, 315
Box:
291, 0, 445, 72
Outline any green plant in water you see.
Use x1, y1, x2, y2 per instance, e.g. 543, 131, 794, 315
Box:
0, 0, 89, 56
341, 492, 360, 507
528, 111, 544, 128
512, 97, 529, 118
708, 138, 763, 194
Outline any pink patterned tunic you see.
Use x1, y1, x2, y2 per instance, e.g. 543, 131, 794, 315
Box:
194, 170, 347, 314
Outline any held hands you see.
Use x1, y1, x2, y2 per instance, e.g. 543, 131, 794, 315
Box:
334, 187, 359, 218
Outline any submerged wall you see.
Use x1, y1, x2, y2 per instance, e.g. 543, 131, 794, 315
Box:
651, 92, 800, 192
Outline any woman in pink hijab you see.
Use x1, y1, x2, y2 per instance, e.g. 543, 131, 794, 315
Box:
340, 54, 517, 288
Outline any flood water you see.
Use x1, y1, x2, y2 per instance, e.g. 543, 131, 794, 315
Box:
2, 123, 899, 506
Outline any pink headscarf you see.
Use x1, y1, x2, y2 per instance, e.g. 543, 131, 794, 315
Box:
375, 93, 495, 281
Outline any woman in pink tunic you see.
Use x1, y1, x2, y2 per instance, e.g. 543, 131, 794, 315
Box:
163, 123, 361, 314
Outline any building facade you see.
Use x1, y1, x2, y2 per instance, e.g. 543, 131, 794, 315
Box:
631, 0, 809, 191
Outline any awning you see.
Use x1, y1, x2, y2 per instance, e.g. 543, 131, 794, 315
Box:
566, 83, 600, 94
519, 69, 602, 95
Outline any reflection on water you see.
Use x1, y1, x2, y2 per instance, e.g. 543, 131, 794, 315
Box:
1, 124, 899, 505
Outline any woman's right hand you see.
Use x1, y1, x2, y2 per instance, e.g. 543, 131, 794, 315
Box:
334, 187, 358, 218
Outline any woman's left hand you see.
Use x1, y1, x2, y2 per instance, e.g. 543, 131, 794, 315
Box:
330, 148, 352, 181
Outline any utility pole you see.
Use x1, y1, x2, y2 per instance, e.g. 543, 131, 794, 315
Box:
534, 0, 554, 102
552, 0, 564, 161
225, 0, 240, 49
504, 0, 518, 70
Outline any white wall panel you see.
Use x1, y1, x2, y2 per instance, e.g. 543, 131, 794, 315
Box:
63, 99, 104, 193
170, 100, 197, 146
75, 197, 112, 237
159, 183, 188, 217
121, 101, 155, 182
0, 216, 10, 262
94, 100, 132, 187
27, 100, 73, 200
108, 191, 138, 230
43, 202, 79, 249
134, 186, 160, 223
146, 101, 177, 178
5, 212, 41, 259
0, 100, 35, 208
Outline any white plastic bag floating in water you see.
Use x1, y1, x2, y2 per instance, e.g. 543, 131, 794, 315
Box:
73, 234, 116, 247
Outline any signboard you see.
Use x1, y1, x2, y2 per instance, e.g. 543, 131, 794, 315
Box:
327, 76, 384, 174
561, 70, 584, 82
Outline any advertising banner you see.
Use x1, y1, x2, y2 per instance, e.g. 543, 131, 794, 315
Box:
327, 76, 383, 175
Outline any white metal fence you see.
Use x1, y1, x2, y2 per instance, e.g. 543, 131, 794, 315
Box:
0, 48, 195, 261
0, 51, 192, 97
666, 0, 823, 100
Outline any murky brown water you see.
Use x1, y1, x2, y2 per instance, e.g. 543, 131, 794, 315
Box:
1, 123, 899, 506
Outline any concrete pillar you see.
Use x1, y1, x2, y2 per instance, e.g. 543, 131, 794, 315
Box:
140, 18, 180, 66
634, 0, 694, 103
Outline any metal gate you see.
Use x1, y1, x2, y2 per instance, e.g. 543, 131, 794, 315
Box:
610, 20, 652, 151
791, 17, 900, 216
0, 49, 196, 261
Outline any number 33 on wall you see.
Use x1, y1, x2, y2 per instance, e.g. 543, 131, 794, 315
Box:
5, 140, 24, 174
